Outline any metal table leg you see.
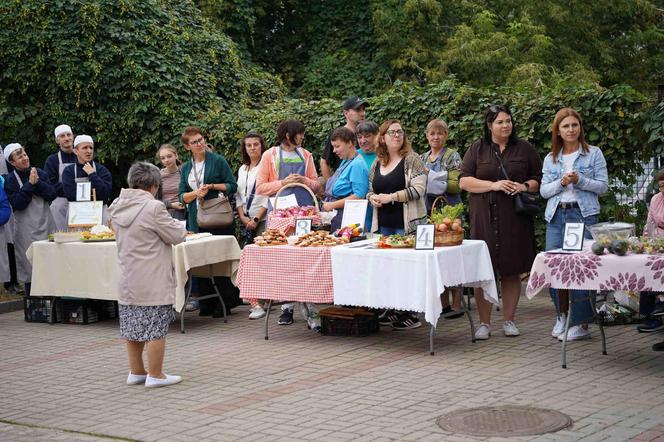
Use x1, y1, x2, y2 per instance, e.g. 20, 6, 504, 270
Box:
561, 306, 572, 368
264, 300, 273, 340
180, 271, 193, 333
429, 324, 436, 356
460, 294, 476, 343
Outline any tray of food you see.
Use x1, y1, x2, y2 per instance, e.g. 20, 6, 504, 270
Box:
253, 229, 288, 246
375, 234, 415, 249
81, 225, 115, 242
293, 231, 349, 247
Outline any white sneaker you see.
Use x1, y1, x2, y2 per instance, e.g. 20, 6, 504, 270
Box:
552, 314, 566, 338
126, 372, 147, 385
145, 374, 183, 388
248, 305, 266, 320
503, 320, 520, 337
558, 325, 591, 341
475, 323, 491, 340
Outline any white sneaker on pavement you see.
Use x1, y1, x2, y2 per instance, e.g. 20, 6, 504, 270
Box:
475, 323, 491, 340
503, 320, 520, 336
248, 305, 266, 320
552, 314, 566, 338
145, 374, 182, 388
558, 325, 591, 341
126, 372, 147, 385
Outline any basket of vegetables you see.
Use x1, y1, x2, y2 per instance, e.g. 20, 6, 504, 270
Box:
429, 197, 465, 247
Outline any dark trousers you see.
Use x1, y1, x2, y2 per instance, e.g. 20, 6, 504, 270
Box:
639, 291, 658, 317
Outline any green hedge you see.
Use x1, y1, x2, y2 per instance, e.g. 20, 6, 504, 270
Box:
200, 79, 662, 241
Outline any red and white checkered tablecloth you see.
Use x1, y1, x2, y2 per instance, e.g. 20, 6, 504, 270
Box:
237, 244, 333, 303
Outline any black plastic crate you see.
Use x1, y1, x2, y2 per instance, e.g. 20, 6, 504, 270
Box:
60, 298, 99, 324
24, 296, 61, 323
320, 307, 379, 337
92, 300, 118, 321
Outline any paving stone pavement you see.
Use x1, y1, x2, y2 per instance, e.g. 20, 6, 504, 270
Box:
1, 294, 663, 441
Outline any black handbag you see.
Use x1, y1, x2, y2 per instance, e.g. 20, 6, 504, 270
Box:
493, 150, 540, 216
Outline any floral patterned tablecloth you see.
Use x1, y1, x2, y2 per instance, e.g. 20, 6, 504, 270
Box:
526, 251, 664, 298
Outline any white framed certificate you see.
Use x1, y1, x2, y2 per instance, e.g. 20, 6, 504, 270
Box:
563, 222, 585, 251
341, 199, 368, 229
416, 224, 435, 250
68, 201, 104, 227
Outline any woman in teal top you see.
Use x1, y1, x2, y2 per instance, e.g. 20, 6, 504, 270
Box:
322, 127, 369, 231
178, 127, 237, 235
178, 126, 238, 317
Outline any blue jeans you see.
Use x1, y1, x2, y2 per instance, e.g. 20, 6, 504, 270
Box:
545, 206, 597, 324
378, 226, 405, 236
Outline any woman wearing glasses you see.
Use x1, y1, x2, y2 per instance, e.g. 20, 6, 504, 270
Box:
459, 105, 542, 340
178, 126, 239, 317
541, 108, 608, 341
367, 119, 427, 330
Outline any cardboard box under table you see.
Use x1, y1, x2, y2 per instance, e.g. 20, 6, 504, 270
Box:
26, 235, 241, 332
330, 239, 499, 355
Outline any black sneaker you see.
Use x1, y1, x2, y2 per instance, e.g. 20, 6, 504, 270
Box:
378, 309, 398, 326
442, 305, 465, 320
636, 319, 663, 333
277, 308, 294, 325
652, 302, 664, 317
653, 341, 664, 351
391, 314, 422, 330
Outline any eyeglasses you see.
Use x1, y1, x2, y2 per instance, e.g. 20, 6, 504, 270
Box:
658, 182, 664, 189
189, 137, 205, 146
386, 129, 405, 137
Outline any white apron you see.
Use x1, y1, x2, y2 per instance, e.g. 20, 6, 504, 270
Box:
50, 152, 71, 231
13, 171, 55, 282
66, 163, 110, 225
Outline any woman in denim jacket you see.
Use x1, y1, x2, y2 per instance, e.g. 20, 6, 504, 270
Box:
541, 108, 608, 341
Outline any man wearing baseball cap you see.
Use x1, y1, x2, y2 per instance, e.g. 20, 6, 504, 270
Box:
319, 95, 368, 182
61, 135, 113, 224
3, 143, 56, 295
44, 124, 77, 230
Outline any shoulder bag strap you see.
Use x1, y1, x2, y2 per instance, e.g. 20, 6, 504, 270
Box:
493, 149, 510, 181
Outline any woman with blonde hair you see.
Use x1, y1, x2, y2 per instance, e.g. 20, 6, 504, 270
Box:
156, 144, 185, 220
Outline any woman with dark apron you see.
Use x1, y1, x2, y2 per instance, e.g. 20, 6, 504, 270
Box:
321, 127, 369, 231
255, 119, 321, 328
3, 144, 57, 296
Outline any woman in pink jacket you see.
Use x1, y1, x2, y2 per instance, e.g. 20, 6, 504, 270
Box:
110, 162, 187, 388
255, 119, 321, 327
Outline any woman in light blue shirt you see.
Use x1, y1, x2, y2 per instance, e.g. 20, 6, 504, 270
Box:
541, 108, 608, 342
322, 126, 369, 231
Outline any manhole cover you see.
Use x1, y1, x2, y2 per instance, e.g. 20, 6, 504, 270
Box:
436, 405, 572, 437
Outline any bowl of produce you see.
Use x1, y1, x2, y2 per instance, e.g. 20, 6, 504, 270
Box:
429, 201, 465, 247
587, 222, 634, 245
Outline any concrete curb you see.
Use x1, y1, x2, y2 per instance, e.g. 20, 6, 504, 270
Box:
0, 299, 23, 314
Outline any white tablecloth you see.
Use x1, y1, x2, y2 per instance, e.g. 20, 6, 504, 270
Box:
330, 239, 499, 326
26, 235, 241, 312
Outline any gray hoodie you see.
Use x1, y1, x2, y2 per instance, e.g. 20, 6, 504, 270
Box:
109, 188, 186, 306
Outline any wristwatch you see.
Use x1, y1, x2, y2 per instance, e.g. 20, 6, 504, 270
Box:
253, 217, 260, 223
523, 182, 530, 191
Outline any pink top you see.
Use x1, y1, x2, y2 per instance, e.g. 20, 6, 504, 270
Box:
255, 146, 321, 196
645, 192, 664, 237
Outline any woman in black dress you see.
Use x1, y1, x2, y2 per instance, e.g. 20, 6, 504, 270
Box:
459, 105, 542, 340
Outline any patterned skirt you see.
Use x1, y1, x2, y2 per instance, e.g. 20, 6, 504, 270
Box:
118, 304, 175, 342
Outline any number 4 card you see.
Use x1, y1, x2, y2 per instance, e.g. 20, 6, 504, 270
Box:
416, 224, 435, 250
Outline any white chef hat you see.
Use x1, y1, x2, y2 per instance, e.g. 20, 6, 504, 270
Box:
3, 143, 23, 161
74, 135, 94, 148
54, 124, 72, 138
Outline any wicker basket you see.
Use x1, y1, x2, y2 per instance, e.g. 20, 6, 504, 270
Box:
268, 183, 321, 234
431, 196, 464, 247
319, 307, 379, 337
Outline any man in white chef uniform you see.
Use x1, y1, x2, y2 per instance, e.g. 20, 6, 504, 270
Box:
3, 143, 57, 296
43, 124, 77, 231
